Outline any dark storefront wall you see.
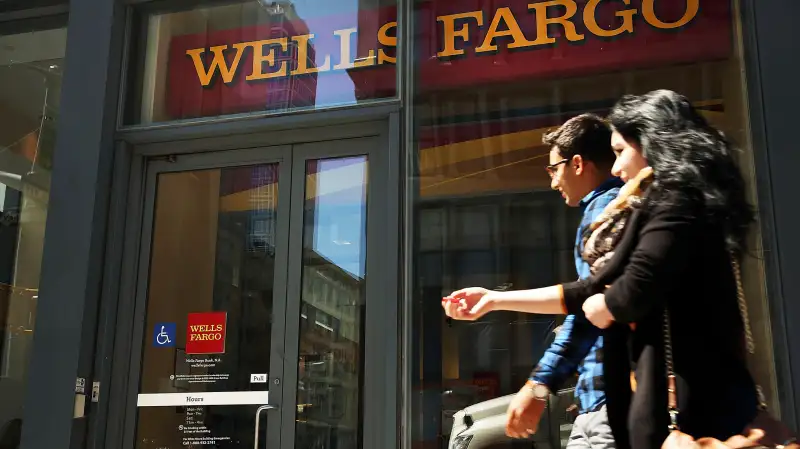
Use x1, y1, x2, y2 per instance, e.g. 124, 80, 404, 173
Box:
739, 0, 800, 429
0, 1, 797, 449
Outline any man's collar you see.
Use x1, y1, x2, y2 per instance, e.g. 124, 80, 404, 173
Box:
579, 176, 624, 208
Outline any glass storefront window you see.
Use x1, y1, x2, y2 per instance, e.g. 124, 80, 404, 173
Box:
127, 0, 398, 125
0, 25, 66, 447
408, 1, 775, 449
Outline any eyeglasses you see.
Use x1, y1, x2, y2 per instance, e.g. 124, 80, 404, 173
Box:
546, 159, 569, 178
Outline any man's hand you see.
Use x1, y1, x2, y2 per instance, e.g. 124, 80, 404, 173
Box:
505, 384, 547, 439
442, 287, 495, 321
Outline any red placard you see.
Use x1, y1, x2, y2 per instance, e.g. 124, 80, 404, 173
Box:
186, 312, 227, 355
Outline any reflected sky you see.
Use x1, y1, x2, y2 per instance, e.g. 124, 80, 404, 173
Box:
308, 157, 367, 279
292, 0, 359, 107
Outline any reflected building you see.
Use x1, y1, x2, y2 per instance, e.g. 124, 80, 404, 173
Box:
345, 0, 398, 101
262, 2, 318, 111
246, 165, 279, 256
296, 254, 362, 449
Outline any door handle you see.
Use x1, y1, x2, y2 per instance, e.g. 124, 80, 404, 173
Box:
254, 404, 278, 449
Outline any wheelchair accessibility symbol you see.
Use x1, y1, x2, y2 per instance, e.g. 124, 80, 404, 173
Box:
153, 322, 176, 347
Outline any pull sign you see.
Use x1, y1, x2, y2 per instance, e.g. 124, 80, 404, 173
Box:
91, 382, 100, 403
75, 377, 86, 394
250, 374, 267, 383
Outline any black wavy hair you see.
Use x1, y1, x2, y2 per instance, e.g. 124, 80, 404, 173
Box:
607, 89, 754, 256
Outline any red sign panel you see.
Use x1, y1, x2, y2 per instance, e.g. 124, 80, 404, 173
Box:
186, 312, 227, 355
165, 0, 731, 120
350, 0, 733, 98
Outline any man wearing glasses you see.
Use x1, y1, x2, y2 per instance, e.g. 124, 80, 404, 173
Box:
505, 113, 623, 449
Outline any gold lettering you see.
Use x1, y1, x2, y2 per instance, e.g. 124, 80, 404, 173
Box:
333, 28, 375, 70
189, 333, 224, 341
246, 38, 288, 81
476, 7, 537, 53
186, 45, 247, 87
528, 0, 585, 45
437, 11, 484, 57
377, 22, 397, 64
185, 3, 705, 86
189, 324, 224, 335
293, 34, 331, 74
642, 0, 699, 29
584, 0, 636, 38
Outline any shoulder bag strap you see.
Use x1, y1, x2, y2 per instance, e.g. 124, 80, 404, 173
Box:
729, 253, 769, 410
662, 250, 767, 432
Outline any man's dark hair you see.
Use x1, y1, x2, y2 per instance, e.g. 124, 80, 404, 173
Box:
542, 113, 615, 169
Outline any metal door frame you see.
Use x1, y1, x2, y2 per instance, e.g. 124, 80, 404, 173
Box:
100, 116, 399, 449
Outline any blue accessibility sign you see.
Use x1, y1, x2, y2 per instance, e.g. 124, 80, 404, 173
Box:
153, 322, 176, 347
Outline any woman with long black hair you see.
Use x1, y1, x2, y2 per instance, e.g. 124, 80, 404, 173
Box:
443, 90, 761, 449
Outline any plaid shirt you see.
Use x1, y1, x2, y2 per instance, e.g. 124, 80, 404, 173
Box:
530, 177, 623, 415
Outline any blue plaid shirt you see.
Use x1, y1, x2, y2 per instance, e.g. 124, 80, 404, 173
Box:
530, 177, 623, 415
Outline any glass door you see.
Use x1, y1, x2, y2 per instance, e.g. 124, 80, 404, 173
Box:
129, 147, 293, 449
121, 135, 391, 449
281, 141, 372, 449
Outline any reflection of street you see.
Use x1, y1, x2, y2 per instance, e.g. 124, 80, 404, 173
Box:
296, 246, 363, 449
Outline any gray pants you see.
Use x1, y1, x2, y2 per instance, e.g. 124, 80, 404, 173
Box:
566, 405, 616, 449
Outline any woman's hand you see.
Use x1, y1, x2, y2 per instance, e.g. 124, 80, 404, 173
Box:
583, 293, 615, 328
442, 287, 495, 320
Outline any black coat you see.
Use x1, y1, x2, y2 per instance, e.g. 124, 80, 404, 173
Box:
560, 199, 758, 449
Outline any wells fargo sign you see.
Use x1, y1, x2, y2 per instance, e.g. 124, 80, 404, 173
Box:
186, 312, 227, 354
166, 0, 731, 119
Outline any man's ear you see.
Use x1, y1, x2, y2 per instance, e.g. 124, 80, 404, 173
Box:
572, 154, 585, 175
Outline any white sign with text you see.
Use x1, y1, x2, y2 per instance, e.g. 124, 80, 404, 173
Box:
137, 391, 269, 407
